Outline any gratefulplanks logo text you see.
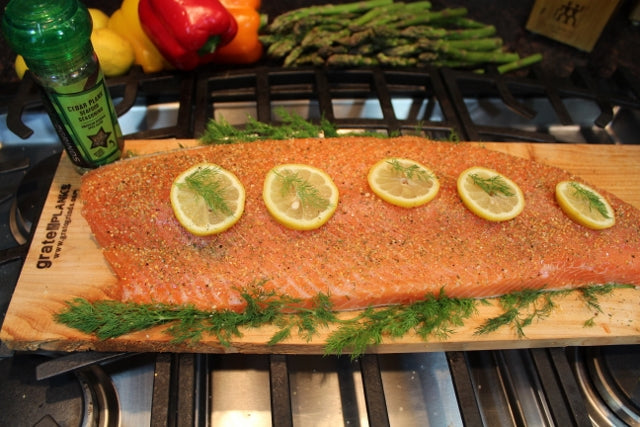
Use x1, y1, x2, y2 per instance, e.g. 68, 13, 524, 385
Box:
36, 183, 79, 269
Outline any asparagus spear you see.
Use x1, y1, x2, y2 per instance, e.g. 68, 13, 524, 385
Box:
351, 1, 432, 27
444, 48, 519, 64
497, 53, 544, 74
443, 26, 497, 40
269, 0, 394, 33
394, 7, 468, 28
326, 53, 379, 67
261, 0, 541, 72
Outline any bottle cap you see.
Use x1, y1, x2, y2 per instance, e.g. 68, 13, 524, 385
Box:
2, 0, 92, 71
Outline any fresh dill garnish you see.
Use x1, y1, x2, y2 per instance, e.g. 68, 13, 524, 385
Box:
475, 289, 561, 337
447, 129, 460, 143
183, 166, 233, 216
269, 293, 338, 345
200, 107, 338, 144
55, 283, 631, 358
55, 283, 329, 347
430, 128, 460, 143
577, 284, 632, 328
470, 173, 514, 197
578, 283, 633, 313
324, 290, 477, 360
570, 182, 611, 219
276, 170, 331, 211
200, 117, 247, 144
55, 298, 192, 340
199, 107, 444, 143
387, 159, 433, 183
475, 284, 632, 336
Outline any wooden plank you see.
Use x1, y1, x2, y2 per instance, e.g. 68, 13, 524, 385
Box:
1, 140, 639, 354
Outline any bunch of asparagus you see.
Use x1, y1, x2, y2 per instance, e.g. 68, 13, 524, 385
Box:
260, 0, 541, 71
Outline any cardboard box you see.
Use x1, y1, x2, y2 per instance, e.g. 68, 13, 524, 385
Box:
526, 0, 621, 51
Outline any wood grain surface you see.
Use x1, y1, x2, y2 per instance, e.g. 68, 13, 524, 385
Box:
1, 140, 639, 354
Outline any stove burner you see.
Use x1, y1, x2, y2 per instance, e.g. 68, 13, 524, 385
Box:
586, 345, 640, 426
0, 154, 30, 175
573, 345, 640, 426
0, 354, 119, 427
9, 154, 60, 245
9, 197, 28, 246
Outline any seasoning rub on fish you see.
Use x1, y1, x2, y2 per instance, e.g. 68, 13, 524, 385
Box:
80, 136, 640, 312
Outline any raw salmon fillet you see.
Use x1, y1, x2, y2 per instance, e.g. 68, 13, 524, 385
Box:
81, 136, 640, 311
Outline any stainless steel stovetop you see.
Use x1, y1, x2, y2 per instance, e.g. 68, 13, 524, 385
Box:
1, 65, 639, 426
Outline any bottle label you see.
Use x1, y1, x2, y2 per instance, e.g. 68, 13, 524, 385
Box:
47, 75, 123, 167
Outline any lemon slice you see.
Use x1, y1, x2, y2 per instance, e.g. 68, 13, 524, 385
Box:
170, 163, 245, 236
263, 164, 339, 230
555, 181, 615, 230
457, 166, 525, 221
367, 158, 440, 208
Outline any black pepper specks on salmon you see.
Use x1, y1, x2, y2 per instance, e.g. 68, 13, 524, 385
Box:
81, 137, 640, 312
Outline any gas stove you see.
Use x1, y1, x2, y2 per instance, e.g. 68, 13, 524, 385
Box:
1, 64, 639, 426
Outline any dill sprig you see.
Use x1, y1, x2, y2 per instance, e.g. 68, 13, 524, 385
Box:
475, 284, 630, 336
577, 283, 634, 327
55, 283, 331, 347
55, 283, 628, 358
55, 298, 197, 340
269, 293, 338, 345
55, 287, 477, 359
183, 166, 233, 216
474, 289, 562, 337
200, 107, 339, 144
276, 170, 331, 211
387, 159, 433, 183
570, 182, 611, 219
470, 173, 514, 197
325, 290, 477, 359
447, 129, 460, 143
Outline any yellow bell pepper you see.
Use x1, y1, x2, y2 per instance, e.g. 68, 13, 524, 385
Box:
107, 0, 170, 73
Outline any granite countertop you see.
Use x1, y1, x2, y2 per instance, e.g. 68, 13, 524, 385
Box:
0, 0, 639, 86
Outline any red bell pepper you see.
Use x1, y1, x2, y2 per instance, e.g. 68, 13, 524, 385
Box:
138, 0, 238, 70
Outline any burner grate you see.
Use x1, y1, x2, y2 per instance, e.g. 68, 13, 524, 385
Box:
194, 67, 463, 140
1, 64, 639, 426
108, 67, 197, 140
440, 65, 640, 143
0, 353, 120, 427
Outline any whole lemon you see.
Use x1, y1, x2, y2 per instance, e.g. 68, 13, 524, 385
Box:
14, 55, 28, 79
89, 8, 110, 30
91, 28, 135, 76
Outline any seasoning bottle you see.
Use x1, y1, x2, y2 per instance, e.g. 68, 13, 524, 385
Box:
2, 0, 124, 172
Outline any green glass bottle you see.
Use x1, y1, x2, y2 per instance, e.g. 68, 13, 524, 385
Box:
2, 0, 124, 171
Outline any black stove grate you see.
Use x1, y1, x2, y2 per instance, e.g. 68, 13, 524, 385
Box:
189, 65, 640, 144
142, 350, 602, 426
4, 64, 640, 146
1, 64, 639, 426
442, 65, 640, 143
109, 68, 197, 140
195, 67, 465, 140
